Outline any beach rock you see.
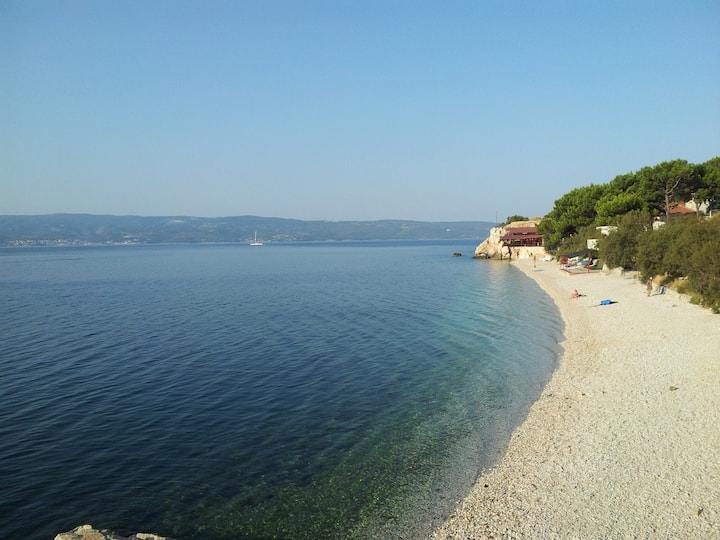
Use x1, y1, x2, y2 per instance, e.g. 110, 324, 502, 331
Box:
54, 524, 174, 540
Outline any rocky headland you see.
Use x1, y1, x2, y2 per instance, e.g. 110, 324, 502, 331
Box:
472, 219, 544, 260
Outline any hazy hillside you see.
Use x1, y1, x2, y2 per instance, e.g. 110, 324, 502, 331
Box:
0, 214, 493, 246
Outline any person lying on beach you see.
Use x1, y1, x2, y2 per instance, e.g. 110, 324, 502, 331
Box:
571, 289, 582, 298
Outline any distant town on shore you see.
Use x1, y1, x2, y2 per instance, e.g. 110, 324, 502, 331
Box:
0, 214, 494, 246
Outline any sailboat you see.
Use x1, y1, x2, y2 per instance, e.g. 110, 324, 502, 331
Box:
250, 231, 263, 246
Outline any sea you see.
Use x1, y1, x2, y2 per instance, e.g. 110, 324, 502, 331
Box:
0, 240, 563, 540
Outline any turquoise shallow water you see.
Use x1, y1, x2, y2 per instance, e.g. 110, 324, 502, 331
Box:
0, 241, 562, 539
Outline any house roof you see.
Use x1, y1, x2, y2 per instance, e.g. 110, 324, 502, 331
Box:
669, 201, 695, 215
501, 225, 544, 243
503, 227, 539, 235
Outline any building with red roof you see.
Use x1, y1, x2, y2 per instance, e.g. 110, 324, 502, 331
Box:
500, 225, 544, 248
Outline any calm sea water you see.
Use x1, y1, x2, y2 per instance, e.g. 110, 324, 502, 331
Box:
0, 241, 562, 540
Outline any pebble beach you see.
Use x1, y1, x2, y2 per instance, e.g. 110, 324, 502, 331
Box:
433, 257, 720, 539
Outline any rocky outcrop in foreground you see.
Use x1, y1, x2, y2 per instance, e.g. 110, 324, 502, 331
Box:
55, 524, 174, 540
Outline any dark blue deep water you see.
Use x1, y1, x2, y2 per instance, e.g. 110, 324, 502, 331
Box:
0, 241, 562, 540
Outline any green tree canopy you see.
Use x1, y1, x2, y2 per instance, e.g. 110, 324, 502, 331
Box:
538, 156, 720, 311
539, 157, 719, 252
503, 215, 529, 225
599, 212, 652, 270
695, 156, 720, 212
537, 184, 606, 250
636, 159, 702, 219
595, 192, 646, 221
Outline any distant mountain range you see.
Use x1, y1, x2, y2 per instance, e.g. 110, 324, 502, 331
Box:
0, 214, 494, 246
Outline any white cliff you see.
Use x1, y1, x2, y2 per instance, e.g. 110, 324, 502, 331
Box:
473, 224, 509, 259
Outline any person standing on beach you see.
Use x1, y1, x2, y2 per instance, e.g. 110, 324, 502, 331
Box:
647, 278, 653, 297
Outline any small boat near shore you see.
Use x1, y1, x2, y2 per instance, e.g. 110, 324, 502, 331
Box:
250, 231, 263, 246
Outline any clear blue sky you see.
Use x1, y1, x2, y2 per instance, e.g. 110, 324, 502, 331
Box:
2, 0, 719, 222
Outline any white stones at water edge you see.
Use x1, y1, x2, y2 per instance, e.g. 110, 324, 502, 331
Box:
54, 524, 174, 540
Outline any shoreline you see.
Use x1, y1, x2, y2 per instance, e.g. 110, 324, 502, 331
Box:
433, 257, 720, 538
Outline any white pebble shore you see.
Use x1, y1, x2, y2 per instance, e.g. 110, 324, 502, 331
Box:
432, 257, 720, 539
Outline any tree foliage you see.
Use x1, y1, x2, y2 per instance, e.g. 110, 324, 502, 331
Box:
595, 192, 645, 221
600, 215, 720, 312
537, 184, 606, 251
539, 157, 719, 249
599, 212, 652, 270
503, 215, 529, 225
696, 156, 720, 211
540, 157, 720, 312
635, 160, 701, 219
634, 217, 720, 312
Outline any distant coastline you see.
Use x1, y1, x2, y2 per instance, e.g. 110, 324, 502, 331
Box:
0, 214, 493, 246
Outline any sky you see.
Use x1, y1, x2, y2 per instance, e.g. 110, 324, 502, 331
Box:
2, 0, 719, 222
